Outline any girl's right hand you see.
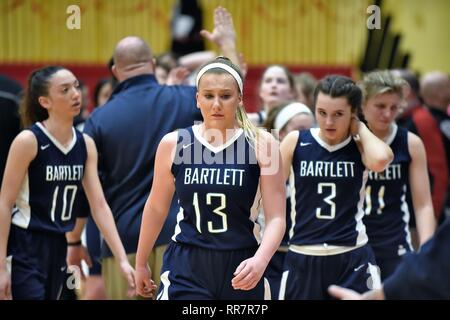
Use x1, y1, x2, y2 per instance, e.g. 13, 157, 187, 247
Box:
135, 264, 157, 298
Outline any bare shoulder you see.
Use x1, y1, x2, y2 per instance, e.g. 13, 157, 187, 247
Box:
12, 130, 38, 153
160, 131, 179, 146
407, 131, 425, 154
82, 133, 95, 146
280, 130, 299, 150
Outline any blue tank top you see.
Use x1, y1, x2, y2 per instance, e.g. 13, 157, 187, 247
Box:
364, 125, 414, 257
171, 125, 261, 250
12, 123, 87, 233
289, 128, 368, 246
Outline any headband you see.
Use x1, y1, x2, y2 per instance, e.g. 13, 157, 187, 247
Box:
274, 102, 312, 130
196, 62, 243, 94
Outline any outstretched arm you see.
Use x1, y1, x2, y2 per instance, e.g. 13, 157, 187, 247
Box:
82, 134, 135, 297
135, 132, 177, 298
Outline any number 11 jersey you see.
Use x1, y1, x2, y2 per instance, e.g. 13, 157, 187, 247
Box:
12, 122, 87, 233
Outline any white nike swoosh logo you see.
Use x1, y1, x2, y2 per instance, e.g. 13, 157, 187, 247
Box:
354, 264, 365, 272
300, 142, 312, 146
41, 144, 50, 150
182, 143, 194, 149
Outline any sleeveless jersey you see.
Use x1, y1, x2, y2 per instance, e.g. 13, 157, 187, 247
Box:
12, 122, 87, 233
289, 128, 368, 246
171, 125, 261, 250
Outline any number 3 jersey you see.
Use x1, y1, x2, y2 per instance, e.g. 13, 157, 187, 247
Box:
171, 125, 261, 250
11, 122, 87, 233
289, 128, 368, 247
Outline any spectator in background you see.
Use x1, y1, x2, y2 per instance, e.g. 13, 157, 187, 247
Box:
249, 65, 297, 126
420, 72, 450, 221
294, 72, 317, 112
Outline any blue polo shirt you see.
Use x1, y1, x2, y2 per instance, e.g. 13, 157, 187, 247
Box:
84, 74, 201, 258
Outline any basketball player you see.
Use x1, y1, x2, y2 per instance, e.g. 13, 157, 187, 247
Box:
279, 75, 393, 299
0, 66, 135, 300
360, 70, 436, 280
134, 57, 286, 300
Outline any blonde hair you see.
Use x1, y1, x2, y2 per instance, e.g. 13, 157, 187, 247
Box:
197, 56, 260, 146
361, 70, 408, 102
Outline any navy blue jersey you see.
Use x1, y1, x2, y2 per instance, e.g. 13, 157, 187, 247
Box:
171, 125, 261, 250
364, 125, 414, 258
11, 123, 87, 233
289, 128, 368, 246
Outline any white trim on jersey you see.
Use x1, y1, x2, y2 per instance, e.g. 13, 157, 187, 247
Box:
355, 169, 369, 246
11, 174, 31, 229
157, 271, 171, 300
278, 270, 289, 300
310, 127, 352, 152
192, 124, 243, 154
400, 184, 414, 253
250, 180, 262, 244
263, 277, 272, 300
36, 122, 77, 155
6, 256, 12, 275
288, 166, 297, 241
171, 207, 185, 242
385, 123, 398, 145
289, 243, 365, 256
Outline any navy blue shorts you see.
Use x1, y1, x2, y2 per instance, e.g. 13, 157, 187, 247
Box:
374, 255, 403, 281
264, 250, 287, 300
157, 242, 270, 300
280, 245, 380, 300
7, 225, 67, 300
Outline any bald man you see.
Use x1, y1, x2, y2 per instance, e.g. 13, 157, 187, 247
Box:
79, 7, 241, 300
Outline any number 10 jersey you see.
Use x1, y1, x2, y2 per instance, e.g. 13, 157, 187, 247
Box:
12, 122, 87, 234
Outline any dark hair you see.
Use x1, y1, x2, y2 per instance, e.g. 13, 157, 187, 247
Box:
259, 64, 296, 96
392, 69, 420, 96
20, 66, 66, 128
93, 77, 115, 107
313, 75, 362, 113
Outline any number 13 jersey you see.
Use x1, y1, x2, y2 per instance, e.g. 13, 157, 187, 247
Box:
171, 125, 261, 250
289, 128, 368, 247
12, 122, 87, 233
